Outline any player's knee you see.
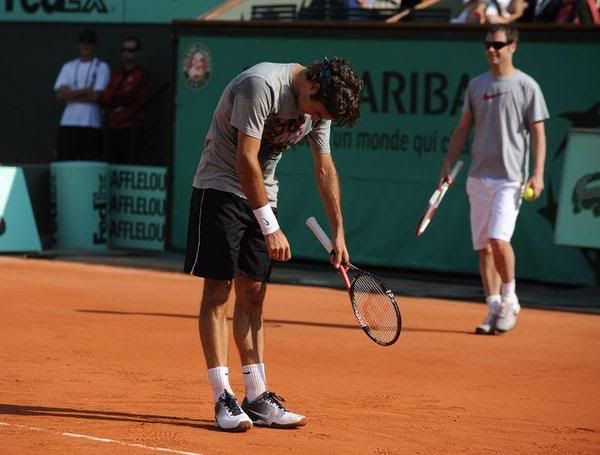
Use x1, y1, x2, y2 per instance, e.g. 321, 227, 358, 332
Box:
489, 238, 508, 252
480, 244, 494, 258
202, 279, 232, 307
236, 282, 265, 309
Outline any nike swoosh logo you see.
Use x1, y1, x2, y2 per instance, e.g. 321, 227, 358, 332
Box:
483, 92, 506, 101
246, 409, 272, 423
243, 371, 251, 375
261, 217, 270, 226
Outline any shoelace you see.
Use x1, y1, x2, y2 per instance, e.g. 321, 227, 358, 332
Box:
220, 391, 243, 416
264, 391, 288, 411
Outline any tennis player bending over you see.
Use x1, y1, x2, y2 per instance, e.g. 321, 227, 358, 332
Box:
184, 58, 363, 431
439, 24, 548, 335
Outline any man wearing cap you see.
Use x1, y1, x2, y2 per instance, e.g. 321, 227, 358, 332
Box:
54, 29, 110, 161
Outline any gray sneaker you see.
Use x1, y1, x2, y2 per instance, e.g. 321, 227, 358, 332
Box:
214, 390, 253, 432
242, 391, 307, 429
495, 298, 521, 333
475, 301, 500, 335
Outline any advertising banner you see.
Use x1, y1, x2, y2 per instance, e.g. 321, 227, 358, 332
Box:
109, 165, 167, 251
0, 167, 41, 253
50, 161, 109, 251
172, 27, 600, 285
555, 129, 600, 249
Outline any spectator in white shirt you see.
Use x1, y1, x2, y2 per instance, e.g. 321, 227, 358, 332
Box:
54, 29, 110, 161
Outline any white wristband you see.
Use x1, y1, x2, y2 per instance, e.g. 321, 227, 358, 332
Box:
253, 204, 280, 235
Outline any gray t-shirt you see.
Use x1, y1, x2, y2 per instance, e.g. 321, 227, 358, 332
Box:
193, 62, 331, 207
463, 70, 549, 182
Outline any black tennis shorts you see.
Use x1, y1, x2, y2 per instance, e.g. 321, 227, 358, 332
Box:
183, 188, 274, 283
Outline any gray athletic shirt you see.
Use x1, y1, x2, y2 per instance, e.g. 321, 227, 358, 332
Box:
193, 62, 331, 207
463, 70, 549, 182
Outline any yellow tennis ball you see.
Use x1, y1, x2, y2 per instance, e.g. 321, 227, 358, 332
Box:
523, 186, 535, 201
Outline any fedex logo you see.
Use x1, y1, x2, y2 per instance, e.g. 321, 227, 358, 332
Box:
3, 0, 108, 13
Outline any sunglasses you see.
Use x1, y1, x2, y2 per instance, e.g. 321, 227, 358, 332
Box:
484, 40, 513, 50
121, 47, 137, 53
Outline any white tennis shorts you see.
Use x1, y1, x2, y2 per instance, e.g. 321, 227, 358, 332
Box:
466, 177, 523, 250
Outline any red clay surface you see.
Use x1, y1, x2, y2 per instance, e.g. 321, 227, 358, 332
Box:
1, 257, 599, 454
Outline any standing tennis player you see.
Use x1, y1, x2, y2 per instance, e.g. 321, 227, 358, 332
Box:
184, 58, 363, 431
439, 24, 548, 335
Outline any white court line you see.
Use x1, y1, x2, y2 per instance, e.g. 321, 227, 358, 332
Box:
0, 421, 203, 455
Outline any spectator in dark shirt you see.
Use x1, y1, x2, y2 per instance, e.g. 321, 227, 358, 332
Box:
101, 36, 152, 165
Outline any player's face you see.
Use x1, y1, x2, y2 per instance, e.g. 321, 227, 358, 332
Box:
484, 31, 516, 66
299, 97, 334, 123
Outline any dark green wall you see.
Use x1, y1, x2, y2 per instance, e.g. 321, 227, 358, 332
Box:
0, 22, 172, 166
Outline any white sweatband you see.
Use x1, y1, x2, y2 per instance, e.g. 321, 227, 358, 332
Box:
253, 204, 280, 235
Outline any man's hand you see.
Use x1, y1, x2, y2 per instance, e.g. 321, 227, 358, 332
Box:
526, 173, 544, 201
265, 229, 291, 261
439, 159, 454, 186
331, 232, 349, 269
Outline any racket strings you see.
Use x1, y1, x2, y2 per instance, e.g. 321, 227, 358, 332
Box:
351, 273, 399, 344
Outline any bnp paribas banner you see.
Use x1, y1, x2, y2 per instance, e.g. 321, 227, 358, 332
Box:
172, 30, 600, 286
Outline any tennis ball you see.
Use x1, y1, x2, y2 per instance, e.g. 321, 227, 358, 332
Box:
523, 186, 535, 201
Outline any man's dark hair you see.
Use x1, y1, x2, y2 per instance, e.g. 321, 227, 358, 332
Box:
79, 29, 97, 44
488, 24, 519, 43
124, 36, 142, 51
306, 57, 364, 127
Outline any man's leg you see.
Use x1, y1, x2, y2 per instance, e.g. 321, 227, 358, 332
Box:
489, 238, 520, 332
233, 275, 268, 403
487, 180, 523, 332
183, 188, 253, 431
234, 234, 306, 428
233, 274, 266, 368
479, 244, 501, 297
475, 245, 503, 334
468, 177, 502, 334
489, 239, 515, 285
199, 278, 252, 432
199, 278, 233, 370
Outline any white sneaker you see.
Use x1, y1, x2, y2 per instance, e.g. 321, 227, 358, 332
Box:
475, 301, 501, 335
496, 296, 520, 333
214, 390, 253, 432
242, 391, 307, 428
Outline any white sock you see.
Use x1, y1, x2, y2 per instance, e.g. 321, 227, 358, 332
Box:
501, 281, 517, 300
207, 366, 234, 403
257, 362, 267, 389
486, 294, 501, 309
242, 363, 267, 402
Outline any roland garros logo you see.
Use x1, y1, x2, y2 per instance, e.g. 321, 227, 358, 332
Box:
183, 43, 212, 90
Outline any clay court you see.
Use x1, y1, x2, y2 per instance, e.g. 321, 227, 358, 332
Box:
1, 257, 599, 454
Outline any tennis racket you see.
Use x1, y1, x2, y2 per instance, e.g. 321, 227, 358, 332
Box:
416, 160, 463, 237
305, 217, 402, 346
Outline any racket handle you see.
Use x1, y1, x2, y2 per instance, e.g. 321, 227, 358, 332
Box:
450, 160, 464, 181
305, 217, 333, 253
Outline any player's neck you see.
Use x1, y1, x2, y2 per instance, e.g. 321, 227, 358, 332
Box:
290, 64, 307, 97
491, 62, 516, 78
79, 55, 94, 62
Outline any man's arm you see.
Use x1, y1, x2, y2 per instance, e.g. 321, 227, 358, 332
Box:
71, 88, 101, 103
527, 121, 546, 200
56, 86, 100, 103
312, 149, 348, 268
236, 130, 291, 261
440, 111, 473, 184
56, 85, 74, 101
